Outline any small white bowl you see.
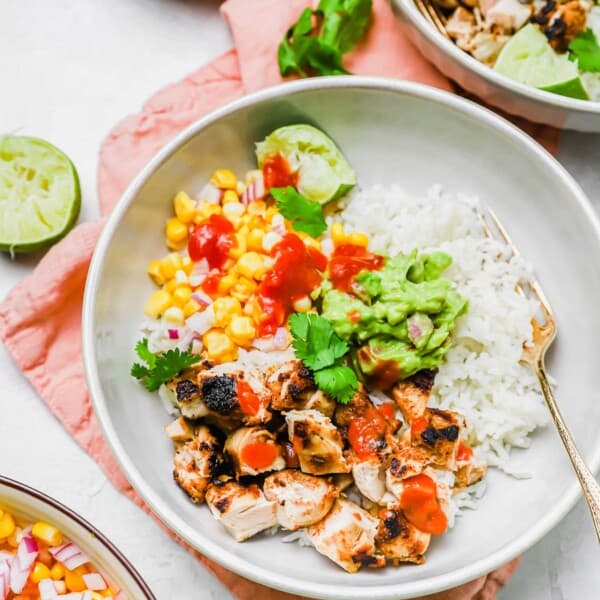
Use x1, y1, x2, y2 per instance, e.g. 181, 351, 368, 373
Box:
393, 0, 600, 131
83, 77, 600, 599
0, 476, 155, 599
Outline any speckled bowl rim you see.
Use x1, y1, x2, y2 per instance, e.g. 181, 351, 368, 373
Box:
82, 77, 600, 600
0, 475, 155, 599
394, 0, 600, 116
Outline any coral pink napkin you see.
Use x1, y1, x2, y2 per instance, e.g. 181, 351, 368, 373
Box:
1, 0, 547, 598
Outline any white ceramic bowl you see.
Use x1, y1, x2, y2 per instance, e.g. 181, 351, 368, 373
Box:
83, 77, 600, 599
0, 476, 154, 598
392, 0, 600, 131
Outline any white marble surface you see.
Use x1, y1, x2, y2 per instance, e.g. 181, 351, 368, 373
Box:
0, 1, 598, 599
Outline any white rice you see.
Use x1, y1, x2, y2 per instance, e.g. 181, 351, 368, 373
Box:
335, 184, 548, 473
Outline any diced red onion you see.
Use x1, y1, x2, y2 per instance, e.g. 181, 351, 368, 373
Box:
10, 532, 37, 595
82, 591, 94, 600
190, 290, 212, 307
176, 330, 195, 351
191, 339, 203, 355
49, 542, 89, 571
0, 559, 10, 600
252, 335, 275, 352
186, 307, 215, 335
241, 173, 265, 205
82, 572, 106, 591
38, 578, 57, 599
59, 594, 84, 600
167, 328, 179, 340
198, 183, 222, 204
274, 327, 289, 349
53, 579, 67, 594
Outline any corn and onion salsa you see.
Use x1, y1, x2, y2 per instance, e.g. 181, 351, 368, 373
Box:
143, 167, 370, 364
0, 506, 124, 599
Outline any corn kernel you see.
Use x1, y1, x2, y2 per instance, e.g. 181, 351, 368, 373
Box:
144, 290, 172, 317
31, 521, 63, 546
293, 296, 312, 313
101, 590, 116, 598
0, 512, 15, 538
166, 218, 188, 244
247, 228, 265, 252
227, 315, 256, 347
163, 306, 185, 325
31, 562, 51, 583
174, 269, 188, 285
222, 190, 239, 204
304, 237, 322, 251
160, 253, 183, 279
210, 169, 238, 190
231, 277, 258, 303
195, 202, 222, 222
65, 566, 88, 592
91, 593, 105, 600
247, 200, 266, 216
217, 272, 238, 294
203, 329, 238, 362
50, 563, 65, 580
347, 232, 369, 247
173, 191, 196, 223
165, 279, 177, 293
235, 252, 266, 280
38, 548, 53, 565
147, 260, 165, 286
182, 256, 194, 275
7, 526, 20, 547
264, 206, 278, 222
331, 222, 346, 245
183, 299, 201, 318
173, 285, 192, 306
166, 238, 187, 251
229, 232, 247, 259
213, 297, 243, 328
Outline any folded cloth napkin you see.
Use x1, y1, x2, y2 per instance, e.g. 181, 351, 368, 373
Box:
1, 0, 548, 597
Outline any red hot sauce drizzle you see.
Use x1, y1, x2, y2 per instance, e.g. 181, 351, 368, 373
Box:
328, 243, 384, 293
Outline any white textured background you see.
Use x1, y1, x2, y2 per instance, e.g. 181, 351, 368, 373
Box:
0, 1, 598, 599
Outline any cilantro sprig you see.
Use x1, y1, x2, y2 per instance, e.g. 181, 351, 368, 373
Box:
278, 0, 372, 78
271, 186, 327, 238
569, 29, 600, 73
289, 313, 358, 404
131, 338, 200, 392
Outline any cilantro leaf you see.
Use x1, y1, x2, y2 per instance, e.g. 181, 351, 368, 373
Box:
314, 365, 359, 404
289, 313, 348, 371
277, 0, 372, 78
271, 186, 327, 238
130, 338, 201, 392
569, 29, 600, 73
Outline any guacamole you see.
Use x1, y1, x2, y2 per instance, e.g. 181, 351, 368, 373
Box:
320, 250, 468, 387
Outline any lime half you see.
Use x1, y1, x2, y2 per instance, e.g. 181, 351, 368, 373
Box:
0, 136, 81, 253
494, 24, 589, 100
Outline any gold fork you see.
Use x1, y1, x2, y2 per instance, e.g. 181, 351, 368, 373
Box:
413, 0, 452, 39
481, 209, 600, 542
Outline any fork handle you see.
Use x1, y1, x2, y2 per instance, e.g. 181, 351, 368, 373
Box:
537, 365, 600, 542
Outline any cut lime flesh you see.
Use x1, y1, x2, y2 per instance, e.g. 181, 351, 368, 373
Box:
0, 136, 81, 253
494, 24, 587, 99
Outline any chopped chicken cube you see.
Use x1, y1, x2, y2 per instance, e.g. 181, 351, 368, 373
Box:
411, 408, 464, 470
469, 32, 510, 65
487, 0, 532, 30
446, 7, 478, 45
205, 480, 277, 542
264, 470, 338, 530
376, 508, 431, 564
224, 427, 285, 477
307, 498, 385, 573
454, 444, 487, 488
286, 409, 350, 475
173, 425, 223, 503
352, 458, 388, 504
385, 447, 429, 496
165, 416, 195, 441
544, 1, 588, 52
392, 370, 436, 423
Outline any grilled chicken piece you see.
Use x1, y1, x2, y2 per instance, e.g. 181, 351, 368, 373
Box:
263, 470, 338, 530
205, 480, 277, 542
173, 425, 223, 503
376, 508, 431, 565
352, 458, 389, 504
165, 416, 195, 442
225, 427, 286, 477
385, 447, 429, 496
333, 386, 373, 429
454, 446, 487, 489
411, 408, 464, 470
286, 410, 350, 475
307, 498, 385, 573
486, 0, 531, 30
265, 361, 336, 417
392, 370, 436, 424
170, 367, 271, 427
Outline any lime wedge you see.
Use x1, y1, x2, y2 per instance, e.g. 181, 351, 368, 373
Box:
0, 136, 81, 253
494, 24, 589, 100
